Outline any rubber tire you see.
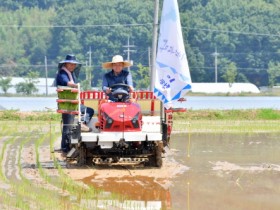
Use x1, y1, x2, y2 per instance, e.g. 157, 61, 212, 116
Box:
77, 144, 86, 166
146, 145, 162, 168
155, 145, 163, 167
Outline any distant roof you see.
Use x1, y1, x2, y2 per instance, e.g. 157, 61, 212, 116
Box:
191, 83, 260, 94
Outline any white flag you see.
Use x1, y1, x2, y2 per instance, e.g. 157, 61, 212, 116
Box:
154, 0, 192, 109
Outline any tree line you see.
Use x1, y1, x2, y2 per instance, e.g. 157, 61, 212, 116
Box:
0, 0, 279, 95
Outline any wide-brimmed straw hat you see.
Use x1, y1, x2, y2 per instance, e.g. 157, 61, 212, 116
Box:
102, 55, 132, 69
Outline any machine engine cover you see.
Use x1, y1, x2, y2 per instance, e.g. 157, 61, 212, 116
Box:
99, 102, 142, 132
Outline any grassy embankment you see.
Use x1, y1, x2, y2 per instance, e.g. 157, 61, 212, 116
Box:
173, 109, 280, 133
1, 108, 280, 133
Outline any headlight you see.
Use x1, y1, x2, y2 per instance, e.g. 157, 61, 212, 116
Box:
131, 112, 140, 128
104, 112, 114, 128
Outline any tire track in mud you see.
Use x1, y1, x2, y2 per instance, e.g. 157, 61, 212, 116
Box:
5, 143, 21, 181
0, 136, 13, 192
1, 135, 40, 209
0, 135, 23, 209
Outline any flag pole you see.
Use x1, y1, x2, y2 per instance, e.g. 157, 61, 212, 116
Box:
151, 0, 165, 129
150, 0, 159, 91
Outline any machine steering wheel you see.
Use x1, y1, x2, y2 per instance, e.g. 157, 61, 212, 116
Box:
110, 83, 130, 102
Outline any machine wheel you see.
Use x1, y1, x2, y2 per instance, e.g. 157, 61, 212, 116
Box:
146, 142, 163, 168
155, 145, 163, 167
77, 144, 87, 166
86, 157, 94, 166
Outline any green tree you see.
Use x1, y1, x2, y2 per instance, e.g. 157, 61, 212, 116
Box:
0, 77, 12, 94
50, 0, 154, 87
267, 61, 280, 87
132, 64, 150, 90
15, 71, 39, 95
236, 73, 249, 83
79, 65, 94, 91
1, 0, 280, 88
222, 62, 237, 87
187, 0, 280, 86
80, 80, 91, 91
0, 7, 55, 76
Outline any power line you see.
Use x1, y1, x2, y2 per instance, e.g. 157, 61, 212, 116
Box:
199, 51, 280, 55
190, 66, 268, 71
123, 37, 136, 71
186, 27, 280, 38
0, 23, 152, 28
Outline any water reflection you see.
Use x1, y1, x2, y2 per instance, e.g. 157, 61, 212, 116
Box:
81, 175, 171, 209
78, 133, 280, 210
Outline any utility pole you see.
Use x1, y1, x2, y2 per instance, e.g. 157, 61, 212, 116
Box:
85, 60, 88, 80
150, 0, 159, 91
88, 46, 92, 68
212, 47, 219, 83
44, 56, 48, 96
148, 47, 151, 71
123, 37, 136, 72
87, 47, 92, 86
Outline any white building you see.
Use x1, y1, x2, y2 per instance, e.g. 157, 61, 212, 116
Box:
191, 83, 260, 94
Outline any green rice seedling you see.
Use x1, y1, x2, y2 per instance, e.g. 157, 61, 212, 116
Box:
33, 124, 101, 209
0, 125, 29, 208
173, 120, 280, 134
35, 134, 48, 180
0, 122, 10, 135
173, 109, 280, 121
3, 149, 44, 207
11, 124, 71, 209
0, 125, 41, 208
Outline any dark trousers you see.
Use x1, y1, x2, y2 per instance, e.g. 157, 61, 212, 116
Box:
80, 104, 94, 124
61, 106, 94, 152
61, 113, 74, 152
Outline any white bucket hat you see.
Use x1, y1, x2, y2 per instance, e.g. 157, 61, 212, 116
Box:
102, 55, 132, 69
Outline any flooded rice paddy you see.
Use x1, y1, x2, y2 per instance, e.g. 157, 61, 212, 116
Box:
170, 133, 280, 210
73, 133, 280, 210
0, 122, 280, 210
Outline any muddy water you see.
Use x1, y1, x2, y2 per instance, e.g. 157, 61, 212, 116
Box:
81, 133, 280, 210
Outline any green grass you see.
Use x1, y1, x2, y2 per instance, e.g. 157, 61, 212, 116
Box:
0, 110, 61, 121
171, 109, 280, 133
1, 109, 280, 134
173, 108, 280, 120
172, 120, 280, 133
1, 108, 280, 121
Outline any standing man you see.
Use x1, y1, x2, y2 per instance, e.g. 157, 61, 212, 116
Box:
102, 55, 134, 101
56, 54, 94, 153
